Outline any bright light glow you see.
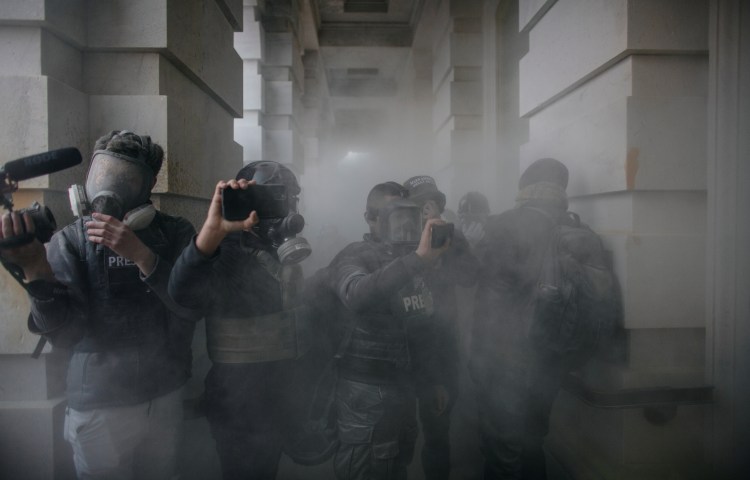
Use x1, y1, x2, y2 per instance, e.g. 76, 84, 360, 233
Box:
340, 151, 370, 165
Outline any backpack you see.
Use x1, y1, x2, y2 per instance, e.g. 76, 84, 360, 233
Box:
527, 210, 622, 366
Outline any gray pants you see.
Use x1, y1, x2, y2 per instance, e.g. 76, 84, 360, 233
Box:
63, 387, 184, 480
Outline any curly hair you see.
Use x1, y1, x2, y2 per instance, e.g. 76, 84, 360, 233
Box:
93, 130, 164, 176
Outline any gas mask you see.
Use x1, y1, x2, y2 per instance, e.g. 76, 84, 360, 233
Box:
252, 211, 311, 265
376, 199, 423, 256
68, 150, 156, 230
241, 161, 312, 265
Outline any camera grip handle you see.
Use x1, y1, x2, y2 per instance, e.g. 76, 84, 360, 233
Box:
0, 232, 35, 249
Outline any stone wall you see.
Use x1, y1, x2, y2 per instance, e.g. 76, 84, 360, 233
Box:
514, 0, 711, 477
428, 0, 484, 206
0, 1, 243, 477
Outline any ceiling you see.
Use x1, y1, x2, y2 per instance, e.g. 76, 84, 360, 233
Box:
313, 0, 428, 134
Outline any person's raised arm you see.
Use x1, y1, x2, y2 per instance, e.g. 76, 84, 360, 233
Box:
334, 218, 449, 313
195, 179, 258, 256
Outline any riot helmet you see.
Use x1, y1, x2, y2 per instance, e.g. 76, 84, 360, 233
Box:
236, 161, 311, 265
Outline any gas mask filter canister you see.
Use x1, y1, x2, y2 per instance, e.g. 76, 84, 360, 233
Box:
240, 161, 312, 265
254, 212, 312, 265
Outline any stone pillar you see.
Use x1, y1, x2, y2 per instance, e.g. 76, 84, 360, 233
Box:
494, 0, 529, 212
706, 0, 750, 476
405, 48, 435, 171
235, 0, 265, 164
0, 2, 86, 477
258, 0, 305, 172
296, 49, 324, 275
516, 0, 710, 477
430, 0, 483, 206
301, 50, 330, 173
299, 49, 333, 202
0, 1, 243, 478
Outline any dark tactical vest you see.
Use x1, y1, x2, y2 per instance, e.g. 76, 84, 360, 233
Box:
206, 249, 309, 363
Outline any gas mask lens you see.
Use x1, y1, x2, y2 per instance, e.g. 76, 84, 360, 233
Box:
378, 199, 422, 249
85, 152, 153, 220
387, 209, 421, 244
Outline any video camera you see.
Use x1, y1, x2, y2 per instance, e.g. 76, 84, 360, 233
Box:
0, 147, 83, 248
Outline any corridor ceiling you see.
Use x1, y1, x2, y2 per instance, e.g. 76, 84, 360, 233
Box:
314, 0, 429, 132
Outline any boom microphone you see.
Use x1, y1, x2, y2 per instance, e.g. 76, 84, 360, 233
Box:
1, 147, 83, 182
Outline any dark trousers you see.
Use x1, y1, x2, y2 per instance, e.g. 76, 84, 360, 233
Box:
211, 426, 283, 480
334, 378, 419, 480
475, 367, 563, 480
417, 393, 454, 480
205, 361, 294, 480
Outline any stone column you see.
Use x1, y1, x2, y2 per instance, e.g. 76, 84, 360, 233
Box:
706, 0, 750, 476
301, 50, 331, 173
258, 0, 305, 172
235, 0, 265, 164
0, 2, 87, 477
0, 1, 243, 477
430, 0, 483, 205
516, 0, 710, 477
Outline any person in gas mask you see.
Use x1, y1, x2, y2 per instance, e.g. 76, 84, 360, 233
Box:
457, 191, 491, 253
324, 181, 450, 480
167, 161, 312, 479
401, 175, 479, 480
0, 130, 199, 480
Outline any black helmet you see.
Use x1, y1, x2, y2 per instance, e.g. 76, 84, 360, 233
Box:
402, 175, 446, 212
458, 191, 490, 216
237, 161, 301, 196
518, 158, 569, 190
236, 161, 311, 264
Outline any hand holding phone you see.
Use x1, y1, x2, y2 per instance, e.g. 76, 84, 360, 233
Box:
430, 222, 454, 249
416, 219, 452, 262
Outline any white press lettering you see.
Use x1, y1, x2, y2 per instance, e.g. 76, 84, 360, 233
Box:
403, 297, 413, 312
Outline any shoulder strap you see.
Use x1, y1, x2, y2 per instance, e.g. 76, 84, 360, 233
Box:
76, 219, 88, 260
523, 205, 583, 227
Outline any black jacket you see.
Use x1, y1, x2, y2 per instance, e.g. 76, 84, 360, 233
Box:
27, 212, 198, 410
469, 203, 565, 390
168, 232, 289, 319
167, 232, 303, 429
327, 235, 442, 386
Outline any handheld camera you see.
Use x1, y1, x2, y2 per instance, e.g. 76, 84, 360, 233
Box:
0, 147, 83, 248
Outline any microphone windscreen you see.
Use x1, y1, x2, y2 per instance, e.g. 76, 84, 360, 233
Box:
3, 147, 83, 181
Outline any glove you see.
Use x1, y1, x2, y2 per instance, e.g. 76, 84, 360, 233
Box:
461, 221, 485, 248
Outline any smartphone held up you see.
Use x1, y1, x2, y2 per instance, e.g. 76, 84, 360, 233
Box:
221, 184, 289, 221
430, 222, 454, 249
